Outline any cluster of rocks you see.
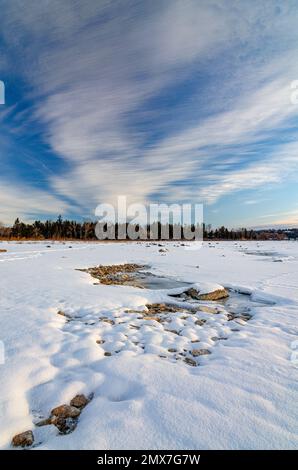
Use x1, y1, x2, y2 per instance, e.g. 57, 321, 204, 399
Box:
37, 394, 92, 434
77, 263, 147, 287
145, 303, 185, 314
125, 302, 186, 316
11, 394, 92, 448
98, 301, 214, 367
78, 265, 230, 303
124, 303, 194, 325
74, 269, 253, 371
165, 347, 211, 367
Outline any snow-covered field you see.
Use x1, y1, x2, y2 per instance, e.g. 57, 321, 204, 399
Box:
0, 240, 297, 450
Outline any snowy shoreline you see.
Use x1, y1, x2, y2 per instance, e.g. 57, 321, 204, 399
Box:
0, 240, 297, 449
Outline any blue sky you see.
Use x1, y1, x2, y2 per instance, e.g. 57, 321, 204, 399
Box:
0, 0, 298, 228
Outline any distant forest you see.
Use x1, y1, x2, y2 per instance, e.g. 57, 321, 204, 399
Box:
0, 216, 295, 240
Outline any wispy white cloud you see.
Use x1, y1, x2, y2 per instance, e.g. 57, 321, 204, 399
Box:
1, 1, 298, 223
46, 77, 298, 214
0, 180, 70, 224
196, 140, 298, 204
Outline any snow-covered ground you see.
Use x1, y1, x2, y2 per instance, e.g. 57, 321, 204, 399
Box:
0, 240, 297, 450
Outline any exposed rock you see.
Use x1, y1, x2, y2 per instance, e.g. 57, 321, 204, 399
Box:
51, 416, 77, 434
227, 313, 236, 321
145, 303, 185, 314
51, 404, 81, 419
169, 287, 229, 301
77, 264, 146, 286
164, 328, 180, 335
195, 319, 206, 326
129, 324, 140, 330
185, 287, 201, 299
57, 310, 69, 318
191, 349, 211, 357
49, 402, 85, 434
0, 249, 7, 253
70, 394, 89, 409
168, 348, 177, 353
187, 287, 229, 301
104, 351, 112, 356
12, 430, 34, 447
100, 318, 115, 325
227, 312, 252, 322
35, 417, 52, 427
184, 357, 197, 367
96, 339, 105, 344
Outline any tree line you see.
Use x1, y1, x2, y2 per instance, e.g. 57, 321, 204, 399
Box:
0, 216, 290, 240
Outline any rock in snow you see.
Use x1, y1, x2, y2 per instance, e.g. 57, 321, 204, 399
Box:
186, 287, 229, 301
169, 284, 229, 301
51, 404, 81, 418
70, 394, 89, 409
191, 349, 211, 357
35, 394, 91, 436
12, 430, 34, 447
